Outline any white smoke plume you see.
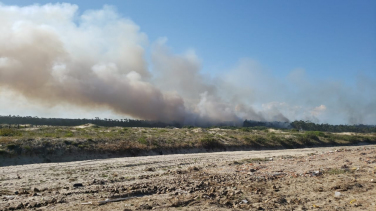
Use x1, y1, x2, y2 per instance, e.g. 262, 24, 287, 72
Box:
0, 3, 375, 126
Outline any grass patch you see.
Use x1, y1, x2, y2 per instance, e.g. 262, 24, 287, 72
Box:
234, 157, 271, 164
64, 132, 74, 137
0, 129, 21, 136
138, 136, 148, 145
325, 168, 348, 175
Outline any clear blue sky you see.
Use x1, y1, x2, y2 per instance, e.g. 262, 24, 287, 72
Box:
3, 0, 375, 83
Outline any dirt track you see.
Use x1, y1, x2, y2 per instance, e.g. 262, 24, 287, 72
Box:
1, 145, 376, 210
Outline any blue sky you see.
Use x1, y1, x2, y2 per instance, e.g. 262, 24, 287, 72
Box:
3, 0, 375, 82
0, 1, 375, 124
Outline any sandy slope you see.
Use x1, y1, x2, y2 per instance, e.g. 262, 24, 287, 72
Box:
1, 145, 376, 210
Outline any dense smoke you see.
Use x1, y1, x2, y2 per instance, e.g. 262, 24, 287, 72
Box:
0, 3, 375, 125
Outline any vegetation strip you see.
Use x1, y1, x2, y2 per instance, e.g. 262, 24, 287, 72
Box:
0, 124, 375, 165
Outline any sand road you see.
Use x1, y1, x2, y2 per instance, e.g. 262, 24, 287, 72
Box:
1, 145, 376, 210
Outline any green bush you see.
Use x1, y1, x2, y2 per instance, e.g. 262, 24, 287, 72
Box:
344, 135, 360, 144
280, 138, 298, 148
241, 126, 268, 132
200, 137, 223, 149
23, 146, 32, 151
252, 126, 269, 131
243, 135, 270, 146
269, 135, 282, 143
254, 136, 268, 143
297, 134, 315, 145
241, 127, 252, 132
138, 137, 148, 145
64, 132, 74, 137
43, 133, 55, 137
305, 131, 326, 137
0, 129, 21, 136
302, 132, 320, 141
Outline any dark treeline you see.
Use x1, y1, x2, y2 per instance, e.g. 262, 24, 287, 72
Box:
0, 115, 181, 128
1, 115, 376, 132
243, 120, 291, 129
243, 119, 376, 133
289, 120, 376, 133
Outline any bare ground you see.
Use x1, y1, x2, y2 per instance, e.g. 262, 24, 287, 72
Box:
1, 145, 376, 210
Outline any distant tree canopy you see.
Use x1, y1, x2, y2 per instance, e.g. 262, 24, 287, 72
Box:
1, 115, 375, 132
242, 120, 376, 133
289, 120, 376, 133
0, 115, 181, 128
243, 120, 291, 129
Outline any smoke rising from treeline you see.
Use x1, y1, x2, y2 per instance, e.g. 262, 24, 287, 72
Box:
0, 3, 375, 126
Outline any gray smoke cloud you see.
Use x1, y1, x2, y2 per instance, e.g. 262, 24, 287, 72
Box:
0, 3, 375, 125
0, 3, 185, 123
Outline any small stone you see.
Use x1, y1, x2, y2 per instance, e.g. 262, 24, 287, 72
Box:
29, 192, 38, 196
73, 183, 83, 188
33, 187, 40, 192
334, 191, 341, 198
28, 202, 40, 208
139, 203, 153, 210
15, 202, 24, 209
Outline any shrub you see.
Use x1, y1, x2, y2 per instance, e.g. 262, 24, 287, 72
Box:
64, 140, 73, 145
303, 132, 320, 141
243, 135, 270, 147
23, 146, 32, 151
64, 132, 74, 137
6, 144, 18, 150
241, 126, 268, 132
0, 149, 8, 155
183, 125, 194, 129
297, 134, 316, 146
0, 129, 21, 136
138, 136, 148, 145
43, 133, 55, 137
305, 131, 325, 137
280, 138, 297, 148
344, 136, 360, 144
252, 126, 269, 131
241, 127, 252, 132
269, 135, 282, 143
42, 140, 52, 147
200, 137, 223, 149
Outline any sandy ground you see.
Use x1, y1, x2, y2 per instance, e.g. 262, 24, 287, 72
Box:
1, 145, 376, 210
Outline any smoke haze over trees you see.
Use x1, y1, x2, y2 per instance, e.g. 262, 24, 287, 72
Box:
0, 3, 375, 126
1, 115, 375, 133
